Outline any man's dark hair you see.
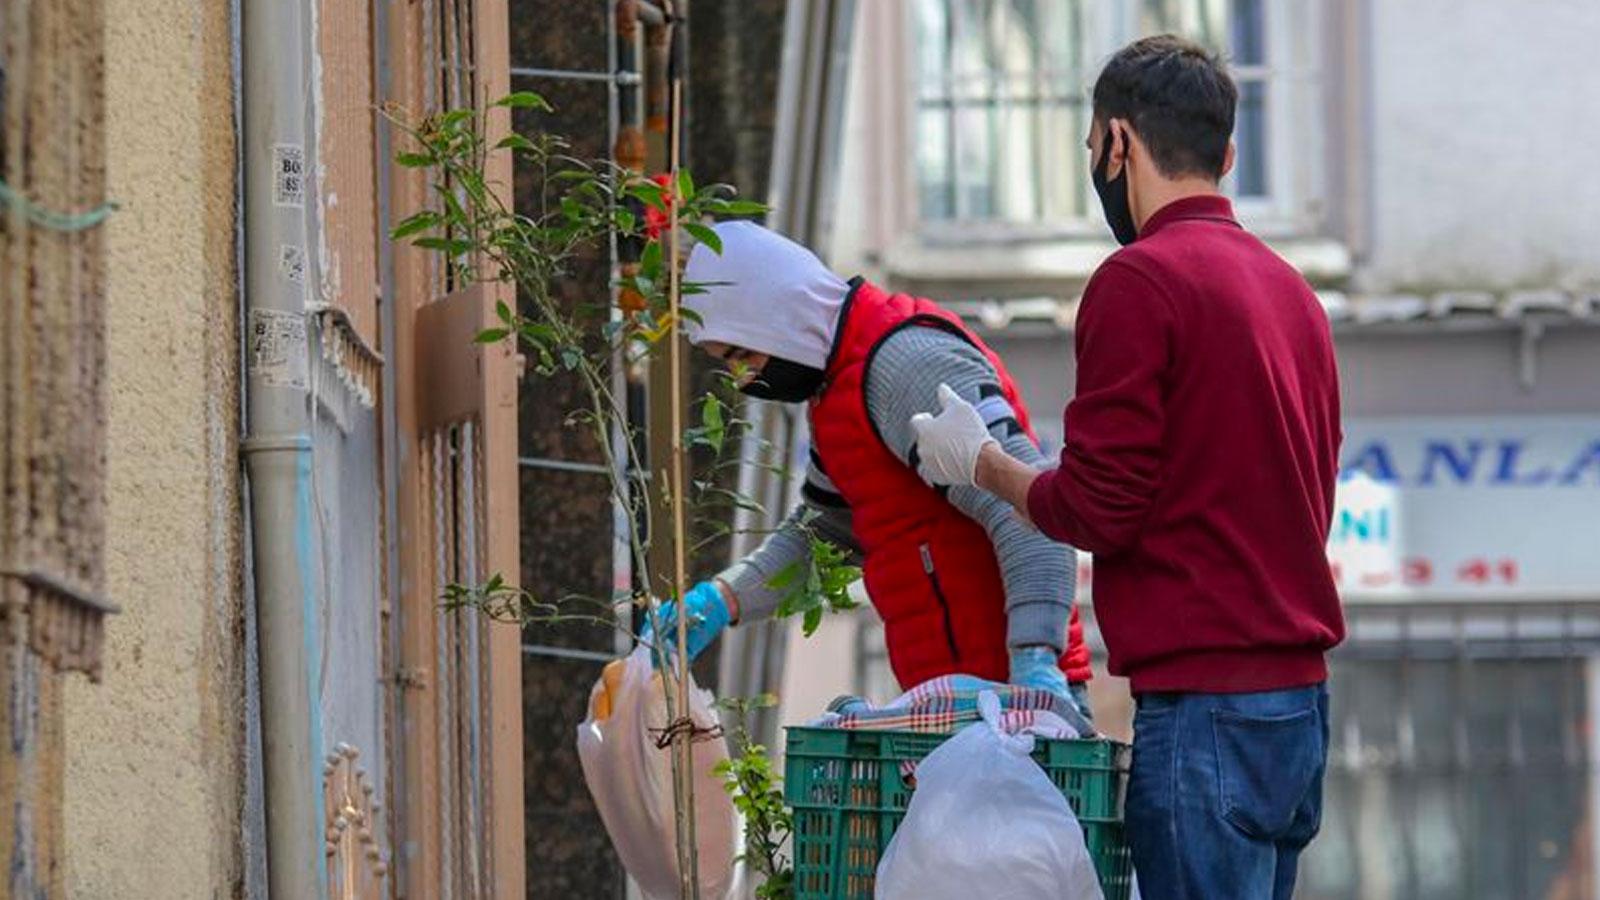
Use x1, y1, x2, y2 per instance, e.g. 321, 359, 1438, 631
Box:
1092, 35, 1238, 181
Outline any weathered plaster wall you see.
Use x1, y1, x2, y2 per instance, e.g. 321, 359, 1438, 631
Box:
1365, 0, 1600, 291
62, 0, 246, 896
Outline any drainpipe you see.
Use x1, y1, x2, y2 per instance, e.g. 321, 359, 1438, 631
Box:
240, 0, 328, 896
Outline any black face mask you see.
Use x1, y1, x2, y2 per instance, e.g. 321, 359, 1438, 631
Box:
1092, 126, 1139, 246
738, 356, 826, 403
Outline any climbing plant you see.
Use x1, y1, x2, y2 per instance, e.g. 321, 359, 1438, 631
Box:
389, 90, 858, 639
389, 92, 858, 898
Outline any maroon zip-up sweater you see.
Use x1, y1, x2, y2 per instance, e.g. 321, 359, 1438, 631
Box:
1027, 195, 1345, 693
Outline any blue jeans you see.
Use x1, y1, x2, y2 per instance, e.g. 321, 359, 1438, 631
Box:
1126, 683, 1329, 900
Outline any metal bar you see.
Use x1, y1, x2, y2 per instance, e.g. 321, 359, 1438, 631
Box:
1508, 608, 1528, 896
1562, 606, 1579, 768
607, 0, 634, 662
508, 66, 642, 86
521, 643, 616, 664
917, 95, 1089, 108
1334, 640, 1600, 662
1452, 605, 1475, 897
944, 0, 960, 219
517, 455, 612, 476
633, 0, 667, 27
1398, 609, 1419, 896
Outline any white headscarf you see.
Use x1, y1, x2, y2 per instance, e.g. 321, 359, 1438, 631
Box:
681, 221, 849, 370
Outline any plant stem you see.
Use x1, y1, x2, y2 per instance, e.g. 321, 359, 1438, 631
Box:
666, 71, 702, 900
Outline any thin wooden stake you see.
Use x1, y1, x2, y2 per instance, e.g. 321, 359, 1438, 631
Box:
664, 14, 702, 897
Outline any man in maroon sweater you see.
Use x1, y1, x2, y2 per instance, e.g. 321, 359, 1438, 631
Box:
911, 36, 1345, 900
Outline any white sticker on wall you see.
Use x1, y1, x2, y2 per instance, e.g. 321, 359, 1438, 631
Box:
278, 244, 305, 283
249, 308, 309, 390
272, 144, 305, 208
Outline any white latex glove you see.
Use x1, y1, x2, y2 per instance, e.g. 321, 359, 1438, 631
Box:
909, 383, 997, 486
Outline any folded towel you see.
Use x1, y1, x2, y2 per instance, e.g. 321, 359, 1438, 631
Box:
807, 673, 1093, 740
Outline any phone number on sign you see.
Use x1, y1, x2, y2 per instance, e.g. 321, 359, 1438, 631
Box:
1330, 557, 1519, 589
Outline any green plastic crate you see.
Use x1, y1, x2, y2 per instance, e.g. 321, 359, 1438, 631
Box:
783, 726, 1133, 900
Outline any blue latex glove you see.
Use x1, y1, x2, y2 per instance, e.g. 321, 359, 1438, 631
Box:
1011, 646, 1095, 725
1009, 645, 1070, 696
640, 581, 732, 667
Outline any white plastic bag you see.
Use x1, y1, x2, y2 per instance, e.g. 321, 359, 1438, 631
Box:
875, 691, 1102, 900
577, 645, 738, 900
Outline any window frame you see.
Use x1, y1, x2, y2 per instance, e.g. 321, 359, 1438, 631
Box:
907, 0, 1105, 243
904, 0, 1328, 243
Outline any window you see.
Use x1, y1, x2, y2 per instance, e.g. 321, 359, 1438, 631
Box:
1301, 603, 1600, 899
914, 1, 1096, 226
911, 0, 1324, 235
1138, 0, 1269, 198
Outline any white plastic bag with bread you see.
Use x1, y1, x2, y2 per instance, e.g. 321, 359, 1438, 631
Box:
577, 644, 739, 899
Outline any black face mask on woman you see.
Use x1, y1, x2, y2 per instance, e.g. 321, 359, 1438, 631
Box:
738, 356, 826, 403
1092, 125, 1139, 246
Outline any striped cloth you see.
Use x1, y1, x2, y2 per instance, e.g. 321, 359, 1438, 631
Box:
807, 674, 1092, 740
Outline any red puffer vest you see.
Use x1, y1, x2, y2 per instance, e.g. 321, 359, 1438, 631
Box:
809, 279, 1092, 689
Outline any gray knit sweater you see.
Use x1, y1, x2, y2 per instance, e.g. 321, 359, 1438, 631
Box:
716, 325, 1078, 654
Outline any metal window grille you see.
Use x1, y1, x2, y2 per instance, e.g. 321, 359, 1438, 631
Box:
913, 0, 1094, 224
386, 0, 523, 894
1304, 601, 1600, 900
911, 0, 1309, 227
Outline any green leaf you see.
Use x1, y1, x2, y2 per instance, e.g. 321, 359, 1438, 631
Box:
495, 300, 512, 322
710, 199, 769, 216
518, 320, 557, 343
492, 91, 553, 111
612, 208, 637, 233
474, 327, 510, 344
438, 109, 473, 130
766, 561, 802, 593
436, 186, 467, 223
627, 181, 668, 211
494, 133, 538, 153
676, 169, 695, 208
700, 394, 726, 455
395, 151, 436, 169
639, 240, 663, 279
391, 210, 442, 239
560, 347, 582, 370
457, 168, 489, 205
414, 236, 473, 255
678, 306, 704, 325
802, 605, 824, 637
683, 222, 722, 255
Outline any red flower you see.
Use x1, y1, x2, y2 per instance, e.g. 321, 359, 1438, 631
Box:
643, 172, 673, 240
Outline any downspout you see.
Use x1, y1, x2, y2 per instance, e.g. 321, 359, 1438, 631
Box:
240, 0, 328, 897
